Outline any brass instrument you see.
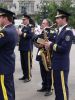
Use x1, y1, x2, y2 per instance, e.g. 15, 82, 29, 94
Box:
49, 23, 56, 28
36, 23, 56, 45
43, 29, 51, 71
37, 29, 51, 71
36, 23, 56, 71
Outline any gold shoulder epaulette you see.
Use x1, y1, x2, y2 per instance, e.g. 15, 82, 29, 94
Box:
0, 32, 4, 38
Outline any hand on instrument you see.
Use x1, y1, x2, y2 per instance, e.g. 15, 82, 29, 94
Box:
44, 41, 52, 50
38, 44, 44, 48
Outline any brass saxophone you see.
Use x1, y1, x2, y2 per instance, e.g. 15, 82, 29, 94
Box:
36, 29, 51, 71
43, 29, 51, 71
36, 23, 56, 71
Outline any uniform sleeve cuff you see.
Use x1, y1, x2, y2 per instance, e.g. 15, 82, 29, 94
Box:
53, 44, 57, 51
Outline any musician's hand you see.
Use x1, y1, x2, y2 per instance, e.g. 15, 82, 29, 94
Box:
16, 29, 22, 35
34, 43, 43, 48
38, 44, 44, 48
44, 41, 52, 50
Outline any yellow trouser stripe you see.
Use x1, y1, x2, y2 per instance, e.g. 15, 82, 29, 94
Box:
60, 71, 67, 100
0, 75, 8, 100
31, 51, 33, 68
28, 51, 31, 79
51, 70, 54, 90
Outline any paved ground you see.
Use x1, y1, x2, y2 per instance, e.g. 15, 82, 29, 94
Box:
14, 44, 75, 100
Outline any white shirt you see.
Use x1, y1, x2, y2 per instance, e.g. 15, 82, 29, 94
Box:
35, 25, 42, 35
58, 24, 68, 35
72, 29, 75, 36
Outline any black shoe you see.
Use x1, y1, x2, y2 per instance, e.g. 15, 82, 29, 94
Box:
37, 88, 47, 92
19, 76, 25, 80
44, 90, 53, 96
24, 79, 31, 83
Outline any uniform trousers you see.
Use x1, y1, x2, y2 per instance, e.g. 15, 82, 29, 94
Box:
20, 51, 32, 80
53, 70, 69, 100
39, 59, 52, 91
0, 74, 15, 100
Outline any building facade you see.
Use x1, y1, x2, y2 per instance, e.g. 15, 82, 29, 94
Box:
1, 0, 75, 15
13, 0, 75, 15
0, 0, 13, 7
17, 0, 35, 15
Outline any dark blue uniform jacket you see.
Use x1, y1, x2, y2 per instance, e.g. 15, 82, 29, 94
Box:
51, 26, 73, 71
19, 25, 33, 51
0, 24, 18, 74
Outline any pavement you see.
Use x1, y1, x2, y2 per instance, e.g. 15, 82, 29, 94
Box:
14, 44, 75, 100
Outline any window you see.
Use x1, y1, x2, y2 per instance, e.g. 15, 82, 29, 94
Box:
31, 3, 34, 13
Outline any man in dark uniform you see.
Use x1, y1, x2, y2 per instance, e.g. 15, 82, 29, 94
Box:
0, 8, 18, 100
19, 14, 34, 82
33, 19, 56, 96
44, 9, 73, 100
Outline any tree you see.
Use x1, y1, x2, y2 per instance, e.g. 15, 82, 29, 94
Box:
69, 6, 75, 28
47, 1, 58, 22
35, 1, 58, 24
0, 3, 7, 8
59, 0, 75, 28
60, 0, 72, 10
35, 0, 75, 27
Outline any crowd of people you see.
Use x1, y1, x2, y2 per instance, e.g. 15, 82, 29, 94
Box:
0, 7, 74, 100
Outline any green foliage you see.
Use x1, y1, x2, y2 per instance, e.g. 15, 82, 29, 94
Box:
34, 14, 41, 24
59, 0, 75, 28
0, 3, 7, 8
47, 1, 58, 21
35, 1, 58, 24
35, 0, 75, 27
60, 0, 72, 10
69, 7, 75, 28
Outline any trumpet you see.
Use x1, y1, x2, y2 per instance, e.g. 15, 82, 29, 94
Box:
49, 23, 56, 28
42, 23, 57, 34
